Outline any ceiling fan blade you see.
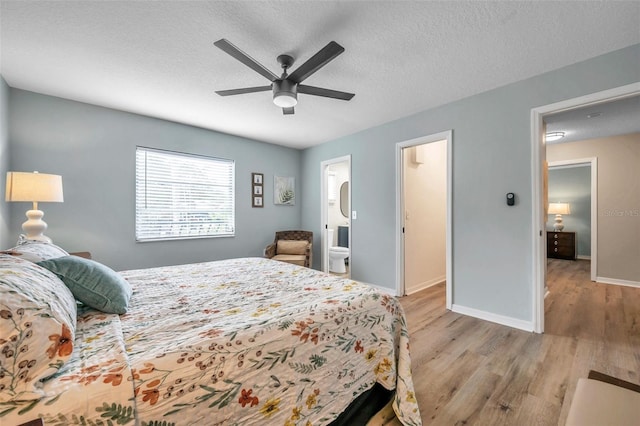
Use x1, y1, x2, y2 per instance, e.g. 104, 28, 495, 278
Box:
298, 84, 355, 101
214, 39, 279, 82
215, 86, 272, 96
288, 41, 345, 84
283, 107, 295, 115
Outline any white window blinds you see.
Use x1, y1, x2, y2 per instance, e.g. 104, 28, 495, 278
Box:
136, 147, 235, 241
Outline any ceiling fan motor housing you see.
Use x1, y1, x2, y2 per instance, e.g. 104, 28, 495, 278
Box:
273, 79, 297, 107
214, 39, 353, 113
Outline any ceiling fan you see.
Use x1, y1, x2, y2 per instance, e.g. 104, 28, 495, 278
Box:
214, 39, 355, 115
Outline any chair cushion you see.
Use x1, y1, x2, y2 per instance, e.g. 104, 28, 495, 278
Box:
272, 254, 306, 267
566, 378, 640, 426
276, 240, 309, 255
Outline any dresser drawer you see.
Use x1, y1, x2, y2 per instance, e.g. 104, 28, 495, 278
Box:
547, 232, 576, 260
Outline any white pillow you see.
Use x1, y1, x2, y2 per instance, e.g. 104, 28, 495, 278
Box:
0, 250, 42, 263
0, 255, 77, 402
7, 240, 69, 262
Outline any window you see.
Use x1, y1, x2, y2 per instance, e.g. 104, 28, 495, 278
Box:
136, 147, 235, 241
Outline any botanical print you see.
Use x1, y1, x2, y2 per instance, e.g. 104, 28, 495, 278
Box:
274, 176, 295, 205
0, 255, 77, 403
1, 258, 421, 425
0, 307, 134, 424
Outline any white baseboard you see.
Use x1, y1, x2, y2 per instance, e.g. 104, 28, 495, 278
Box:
577, 255, 591, 260
362, 282, 397, 296
451, 304, 534, 332
405, 275, 446, 295
595, 276, 640, 288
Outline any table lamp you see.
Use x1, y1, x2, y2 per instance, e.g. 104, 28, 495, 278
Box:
5, 171, 64, 243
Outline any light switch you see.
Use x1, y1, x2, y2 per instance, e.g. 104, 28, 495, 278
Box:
352, 211, 357, 220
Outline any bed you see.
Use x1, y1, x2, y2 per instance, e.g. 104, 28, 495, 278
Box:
1, 243, 421, 425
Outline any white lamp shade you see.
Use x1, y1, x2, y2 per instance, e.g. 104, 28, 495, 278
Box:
548, 202, 571, 215
5, 171, 64, 243
5, 171, 64, 203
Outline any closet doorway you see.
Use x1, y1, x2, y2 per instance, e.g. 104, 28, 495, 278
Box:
396, 130, 452, 308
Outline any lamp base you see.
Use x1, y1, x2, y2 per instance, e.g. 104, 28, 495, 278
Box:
553, 214, 565, 232
22, 209, 53, 243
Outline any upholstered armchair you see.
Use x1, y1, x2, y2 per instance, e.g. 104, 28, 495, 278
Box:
265, 230, 313, 268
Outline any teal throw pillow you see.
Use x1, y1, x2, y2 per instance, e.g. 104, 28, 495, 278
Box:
37, 256, 132, 314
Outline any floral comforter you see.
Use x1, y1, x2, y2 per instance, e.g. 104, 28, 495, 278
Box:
2, 258, 421, 425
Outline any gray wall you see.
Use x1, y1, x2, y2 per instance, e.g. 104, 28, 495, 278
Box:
547, 165, 591, 257
4, 44, 639, 325
8, 89, 301, 270
301, 44, 640, 323
0, 77, 9, 248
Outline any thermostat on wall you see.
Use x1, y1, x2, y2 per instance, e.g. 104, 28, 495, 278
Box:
506, 193, 515, 206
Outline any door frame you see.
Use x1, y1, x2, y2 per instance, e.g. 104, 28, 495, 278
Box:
395, 130, 452, 307
548, 158, 598, 281
320, 155, 352, 275
530, 82, 639, 333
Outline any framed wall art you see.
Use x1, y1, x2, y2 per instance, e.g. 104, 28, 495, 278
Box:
274, 176, 295, 205
252, 173, 264, 208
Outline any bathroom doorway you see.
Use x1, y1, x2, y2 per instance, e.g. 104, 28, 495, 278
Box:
396, 130, 452, 307
320, 156, 351, 277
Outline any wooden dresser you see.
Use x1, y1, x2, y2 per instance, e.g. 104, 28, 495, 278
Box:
547, 231, 576, 260
70, 251, 92, 259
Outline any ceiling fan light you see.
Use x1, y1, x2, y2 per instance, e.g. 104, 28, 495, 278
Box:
273, 80, 298, 108
273, 93, 297, 108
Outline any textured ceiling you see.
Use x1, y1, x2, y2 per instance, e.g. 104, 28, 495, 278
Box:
1, 1, 639, 149
545, 95, 640, 145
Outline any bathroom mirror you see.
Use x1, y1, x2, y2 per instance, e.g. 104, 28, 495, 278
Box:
340, 182, 349, 218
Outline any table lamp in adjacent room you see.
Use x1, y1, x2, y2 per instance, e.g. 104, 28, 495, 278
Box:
5, 171, 64, 243
548, 202, 571, 232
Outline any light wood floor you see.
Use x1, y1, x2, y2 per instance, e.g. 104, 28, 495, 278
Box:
398, 259, 640, 425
